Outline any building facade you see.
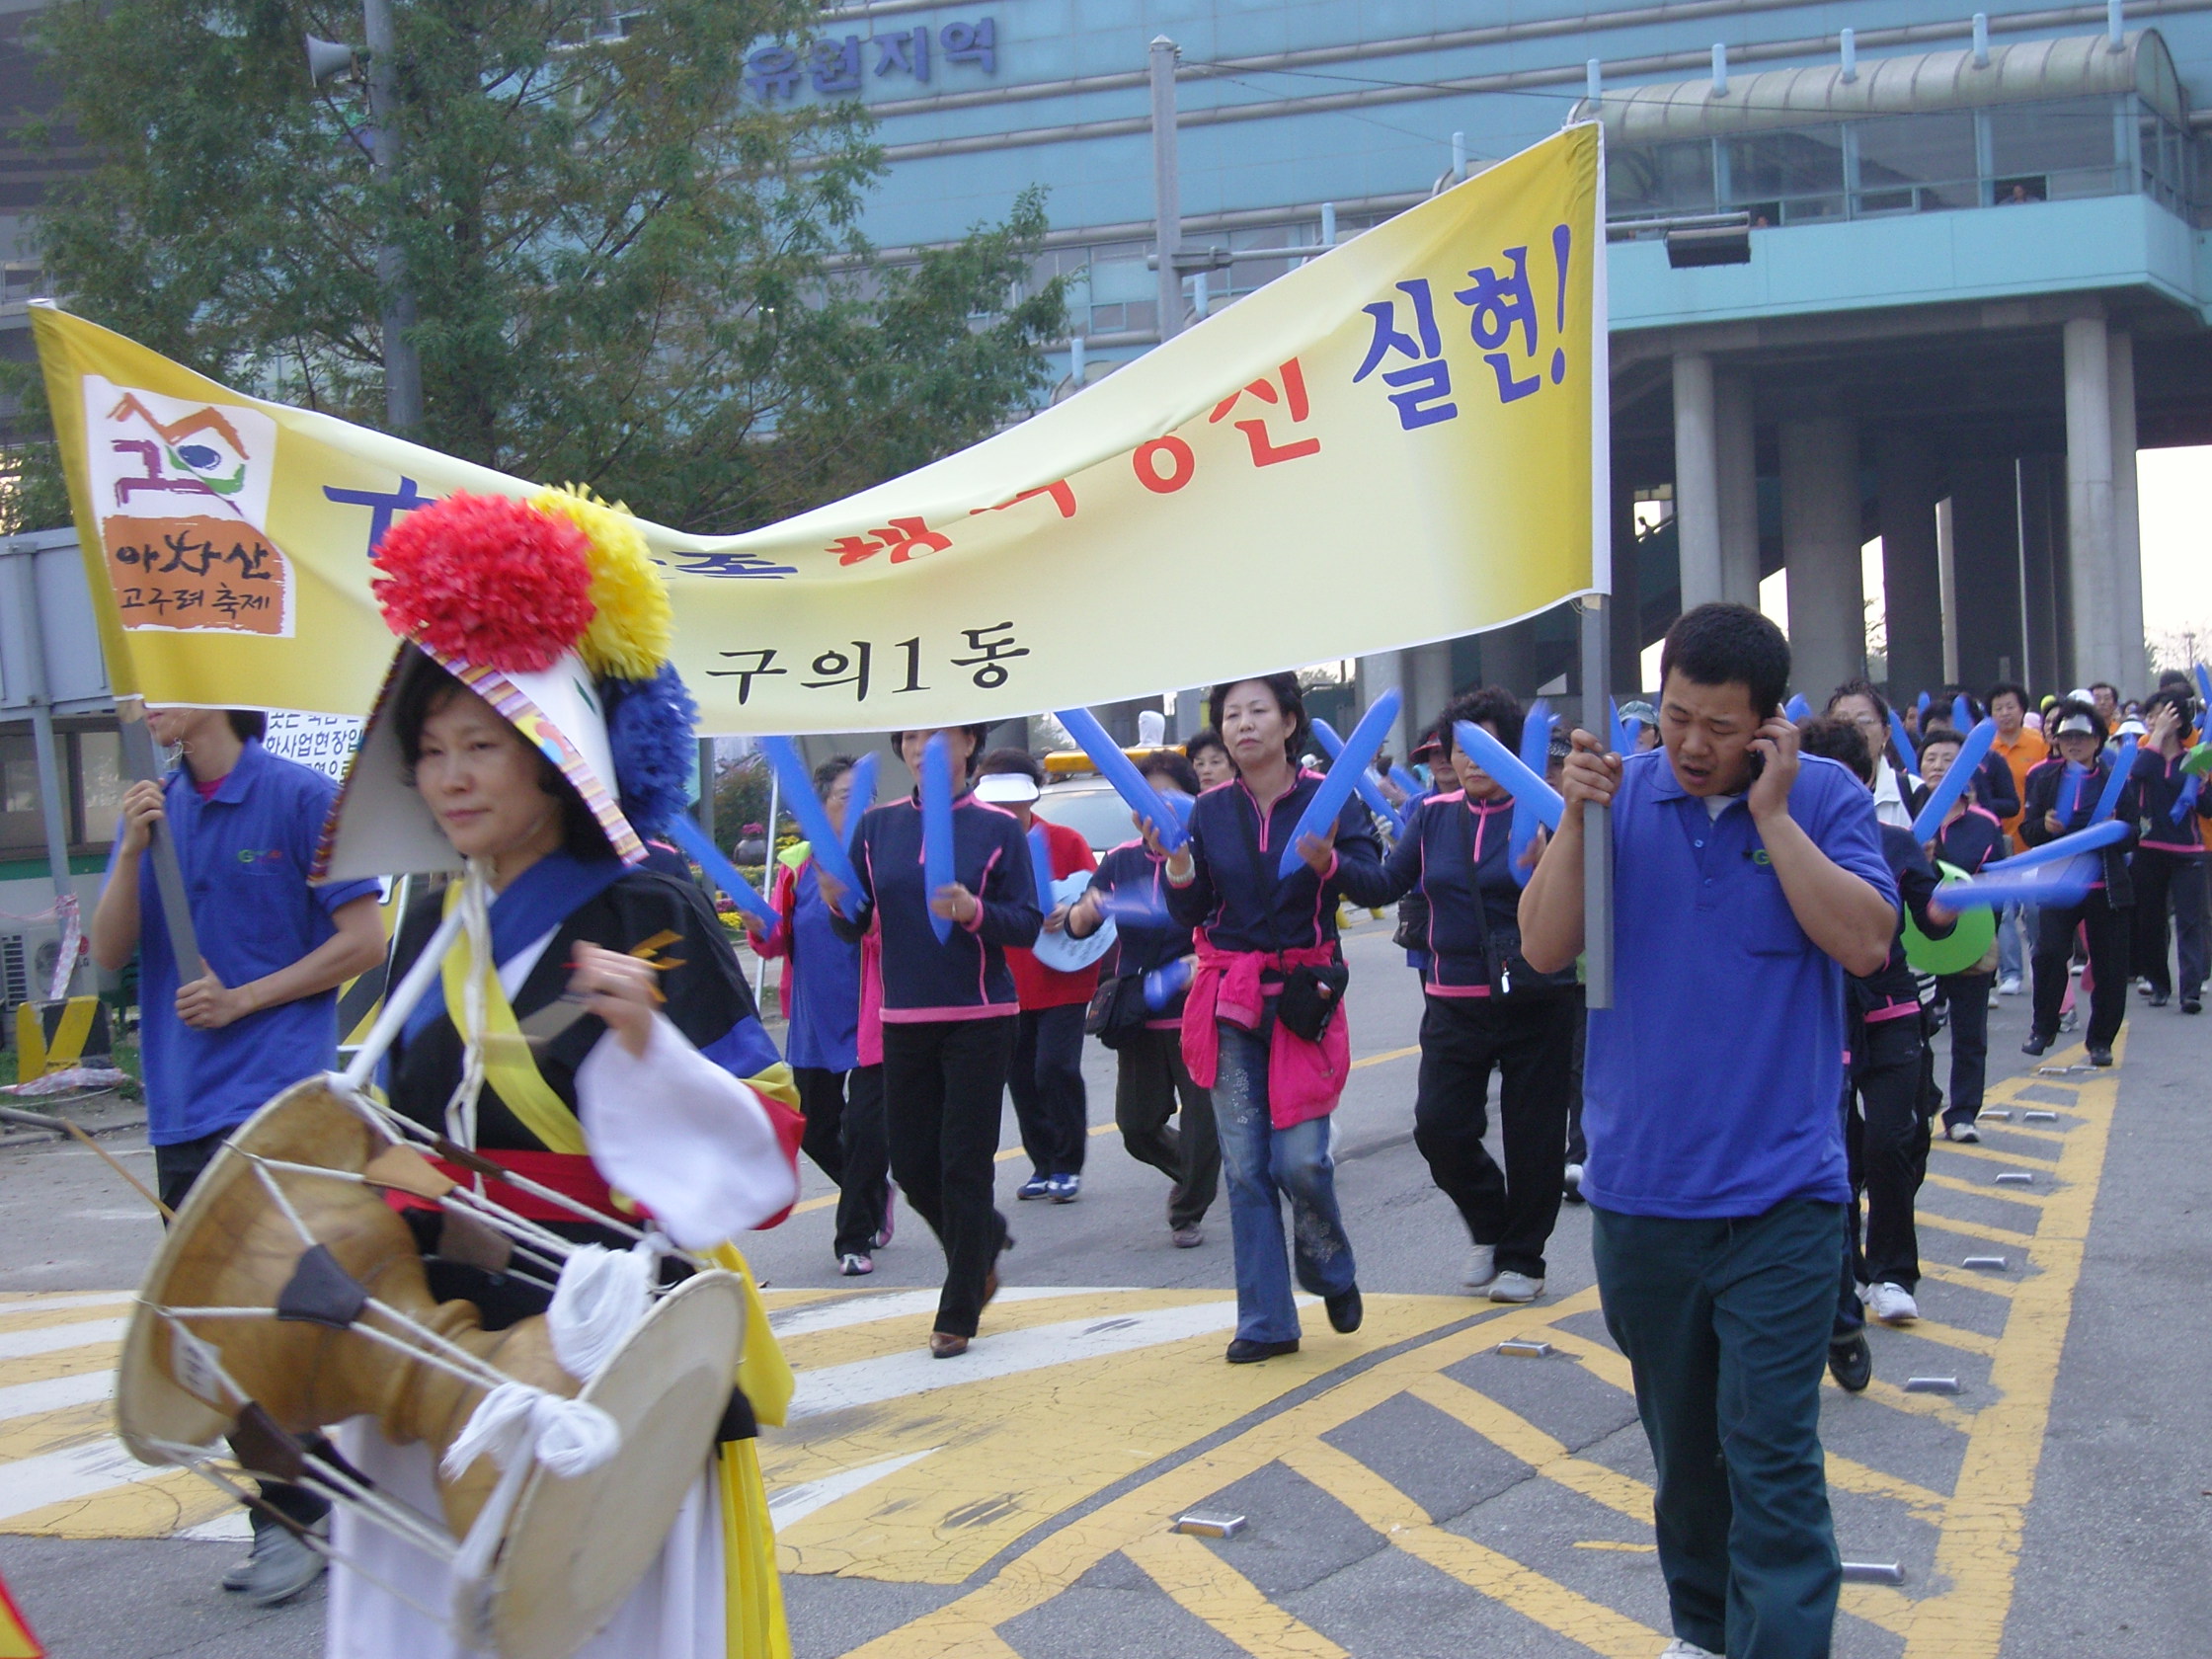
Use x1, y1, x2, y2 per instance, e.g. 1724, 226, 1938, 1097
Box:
785, 0, 2212, 727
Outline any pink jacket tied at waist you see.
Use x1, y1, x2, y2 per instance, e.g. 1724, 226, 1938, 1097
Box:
1181, 936, 1350, 1131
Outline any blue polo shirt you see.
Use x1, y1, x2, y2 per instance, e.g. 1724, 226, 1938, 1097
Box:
1583, 748, 1896, 1219
111, 740, 380, 1145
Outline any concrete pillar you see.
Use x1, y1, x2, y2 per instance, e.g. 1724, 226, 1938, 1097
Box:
2019, 454, 2068, 692
1357, 652, 1406, 754
1611, 479, 1645, 695
1779, 416, 1865, 702
1405, 641, 1457, 731
1948, 460, 2024, 691
1672, 353, 1723, 609
2108, 329, 2145, 692
1715, 370, 1761, 606
2063, 315, 2123, 686
1936, 496, 1960, 685
1875, 430, 1944, 702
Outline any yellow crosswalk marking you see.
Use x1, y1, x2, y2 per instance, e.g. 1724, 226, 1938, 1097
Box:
1123, 1530, 1349, 1658
1923, 1172, 2053, 1209
1281, 1439, 1663, 1659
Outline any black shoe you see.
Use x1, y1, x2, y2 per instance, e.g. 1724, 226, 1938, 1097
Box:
1324, 1286, 1364, 1334
2089, 1047, 2114, 1067
2184, 997, 2203, 1015
2021, 1032, 2050, 1056
1226, 1337, 1300, 1364
1828, 1333, 1872, 1393
2150, 990, 2171, 1008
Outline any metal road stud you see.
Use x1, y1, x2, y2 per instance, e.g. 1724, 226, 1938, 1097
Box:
1173, 1513, 1247, 1539
1982, 1109, 2013, 1121
1496, 1339, 1554, 1358
1905, 1377, 1961, 1394
1840, 1561, 1907, 1585
1995, 1171, 2035, 1186
1963, 1255, 2010, 1272
2023, 1110, 2061, 1124
2034, 1065, 2093, 1076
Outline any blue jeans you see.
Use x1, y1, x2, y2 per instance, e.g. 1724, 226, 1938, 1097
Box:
1213, 1019, 1357, 1343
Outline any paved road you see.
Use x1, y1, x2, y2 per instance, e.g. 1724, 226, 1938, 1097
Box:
3, 913, 2207, 1657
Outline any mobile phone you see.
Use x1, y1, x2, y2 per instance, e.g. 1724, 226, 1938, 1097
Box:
1746, 748, 1766, 784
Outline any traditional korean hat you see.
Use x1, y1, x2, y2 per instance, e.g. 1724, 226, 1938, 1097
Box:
316, 488, 698, 880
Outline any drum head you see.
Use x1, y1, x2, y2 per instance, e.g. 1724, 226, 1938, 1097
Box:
489, 1270, 746, 1659
1030, 873, 1116, 972
1904, 861, 1999, 977
116, 1077, 383, 1463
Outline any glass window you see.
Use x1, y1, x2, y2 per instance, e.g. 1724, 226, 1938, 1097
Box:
0, 734, 56, 854
1854, 112, 1979, 211
75, 731, 126, 848
1990, 96, 2121, 199
1609, 140, 1715, 218
1721, 126, 1845, 220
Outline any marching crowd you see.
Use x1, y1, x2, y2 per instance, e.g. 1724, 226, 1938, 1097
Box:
95, 588, 2208, 1657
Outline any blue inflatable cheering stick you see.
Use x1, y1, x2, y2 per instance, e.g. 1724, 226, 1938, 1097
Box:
1888, 706, 1918, 771
1276, 689, 1400, 879
1910, 718, 1998, 842
1785, 693, 1812, 724
1028, 825, 1058, 916
1053, 705, 1190, 852
758, 735, 863, 897
844, 751, 878, 860
2091, 738, 2138, 824
1453, 720, 1564, 832
920, 732, 956, 943
1509, 700, 1557, 886
1309, 717, 1404, 835
663, 815, 777, 929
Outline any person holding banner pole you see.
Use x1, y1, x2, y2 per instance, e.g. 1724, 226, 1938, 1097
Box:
746, 754, 892, 1276
1518, 604, 1897, 1659
88, 705, 386, 1607
1370, 687, 1577, 1305
974, 749, 1099, 1203
2019, 700, 2140, 1065
828, 726, 1042, 1359
1066, 749, 1220, 1249
1162, 674, 1393, 1364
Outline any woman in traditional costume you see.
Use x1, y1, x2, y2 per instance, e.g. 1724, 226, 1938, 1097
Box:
311, 488, 804, 1659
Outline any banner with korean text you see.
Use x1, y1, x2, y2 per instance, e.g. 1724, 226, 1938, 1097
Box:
35, 123, 1603, 735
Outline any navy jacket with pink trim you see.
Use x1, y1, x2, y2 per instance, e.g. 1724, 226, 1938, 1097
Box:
1373, 791, 1525, 993
1163, 773, 1389, 965
833, 792, 1042, 1020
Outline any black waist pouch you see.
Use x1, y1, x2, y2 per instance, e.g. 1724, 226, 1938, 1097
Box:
1275, 960, 1350, 1043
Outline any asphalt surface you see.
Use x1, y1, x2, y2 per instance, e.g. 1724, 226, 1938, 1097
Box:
2, 912, 2207, 1657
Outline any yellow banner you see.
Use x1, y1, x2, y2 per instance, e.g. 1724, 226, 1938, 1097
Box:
35, 124, 1604, 735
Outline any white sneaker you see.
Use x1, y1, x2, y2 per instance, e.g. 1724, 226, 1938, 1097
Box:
1563, 1161, 1584, 1193
1660, 1641, 1722, 1659
1997, 976, 2022, 995
1866, 1282, 1919, 1324
1946, 1121, 1981, 1144
1488, 1271, 1544, 1304
1462, 1244, 1498, 1291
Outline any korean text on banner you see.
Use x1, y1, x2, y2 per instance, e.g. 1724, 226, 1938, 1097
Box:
35, 124, 1602, 734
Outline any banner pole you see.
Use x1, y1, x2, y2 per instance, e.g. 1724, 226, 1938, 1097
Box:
115, 697, 205, 986
1580, 598, 1614, 1008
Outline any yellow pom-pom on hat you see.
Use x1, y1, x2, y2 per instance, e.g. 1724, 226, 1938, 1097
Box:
529, 483, 672, 681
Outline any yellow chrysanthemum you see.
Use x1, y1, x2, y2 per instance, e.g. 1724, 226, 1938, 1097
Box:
530, 483, 672, 680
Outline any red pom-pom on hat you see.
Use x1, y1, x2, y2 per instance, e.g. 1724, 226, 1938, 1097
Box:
370, 493, 595, 674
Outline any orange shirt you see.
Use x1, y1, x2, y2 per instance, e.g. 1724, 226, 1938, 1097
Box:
1992, 726, 2048, 850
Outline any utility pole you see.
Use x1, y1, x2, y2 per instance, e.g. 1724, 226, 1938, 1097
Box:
361, 0, 423, 433
1149, 36, 1183, 342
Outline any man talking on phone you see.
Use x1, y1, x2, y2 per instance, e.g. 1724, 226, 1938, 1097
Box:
1519, 604, 1897, 1659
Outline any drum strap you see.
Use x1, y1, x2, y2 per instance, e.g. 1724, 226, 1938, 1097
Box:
438, 886, 591, 1156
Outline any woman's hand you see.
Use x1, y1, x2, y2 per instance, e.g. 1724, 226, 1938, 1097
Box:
930, 883, 980, 926
117, 780, 165, 858
570, 941, 662, 1060
2044, 810, 2065, 837
1066, 890, 1103, 938
1043, 902, 1070, 935
1517, 824, 1549, 873
816, 865, 849, 915
1295, 822, 1337, 878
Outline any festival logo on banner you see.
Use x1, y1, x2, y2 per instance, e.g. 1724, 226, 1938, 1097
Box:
79, 375, 290, 637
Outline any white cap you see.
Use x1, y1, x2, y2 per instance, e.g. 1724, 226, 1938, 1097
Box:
2053, 711, 2098, 738
974, 770, 1041, 804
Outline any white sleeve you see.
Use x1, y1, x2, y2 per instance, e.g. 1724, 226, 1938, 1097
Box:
576, 1014, 799, 1250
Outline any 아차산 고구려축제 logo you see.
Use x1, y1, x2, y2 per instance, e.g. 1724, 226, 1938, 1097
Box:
82, 375, 291, 638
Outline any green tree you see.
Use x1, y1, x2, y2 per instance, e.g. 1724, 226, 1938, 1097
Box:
10, 0, 1063, 534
